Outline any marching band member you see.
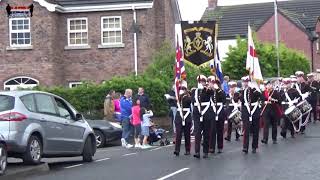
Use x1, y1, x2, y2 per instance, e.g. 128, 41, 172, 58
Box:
295, 71, 311, 134
307, 73, 319, 123
192, 75, 214, 159
225, 81, 241, 142
280, 78, 301, 138
261, 80, 281, 144
174, 80, 192, 156
240, 76, 263, 154
208, 76, 226, 154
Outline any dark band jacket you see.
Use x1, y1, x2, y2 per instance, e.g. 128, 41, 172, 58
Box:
210, 88, 226, 121
226, 92, 241, 114
177, 93, 192, 123
280, 88, 301, 110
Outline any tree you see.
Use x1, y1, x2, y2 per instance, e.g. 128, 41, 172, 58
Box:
222, 36, 310, 80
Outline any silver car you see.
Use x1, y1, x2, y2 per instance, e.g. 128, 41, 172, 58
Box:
0, 91, 96, 164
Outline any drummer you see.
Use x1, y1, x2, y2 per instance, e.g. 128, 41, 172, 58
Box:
280, 78, 301, 138
225, 81, 241, 142
296, 71, 311, 134
307, 73, 318, 123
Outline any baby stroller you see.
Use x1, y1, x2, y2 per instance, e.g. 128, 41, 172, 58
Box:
148, 126, 170, 146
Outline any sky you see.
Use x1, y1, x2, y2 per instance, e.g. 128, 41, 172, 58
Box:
178, 0, 290, 21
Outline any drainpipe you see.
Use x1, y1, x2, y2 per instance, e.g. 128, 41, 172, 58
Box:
311, 39, 315, 72
132, 6, 138, 76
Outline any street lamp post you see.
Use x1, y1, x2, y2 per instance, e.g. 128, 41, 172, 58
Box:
274, 0, 280, 77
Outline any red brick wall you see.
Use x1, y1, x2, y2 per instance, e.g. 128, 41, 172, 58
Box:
0, 0, 176, 89
257, 13, 319, 71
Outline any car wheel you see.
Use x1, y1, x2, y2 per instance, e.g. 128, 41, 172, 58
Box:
23, 135, 42, 165
94, 130, 105, 148
83, 137, 94, 162
0, 144, 7, 176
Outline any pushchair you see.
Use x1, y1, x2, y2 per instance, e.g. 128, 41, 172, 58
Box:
148, 126, 170, 146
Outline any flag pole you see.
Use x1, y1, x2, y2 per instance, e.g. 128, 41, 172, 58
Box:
274, 0, 280, 77
212, 22, 219, 76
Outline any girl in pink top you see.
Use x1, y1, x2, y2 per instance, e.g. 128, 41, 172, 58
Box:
131, 99, 141, 148
113, 93, 121, 122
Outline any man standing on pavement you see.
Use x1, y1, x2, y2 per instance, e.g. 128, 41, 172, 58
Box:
104, 90, 115, 120
222, 76, 230, 95
165, 85, 178, 135
120, 89, 133, 148
136, 87, 151, 109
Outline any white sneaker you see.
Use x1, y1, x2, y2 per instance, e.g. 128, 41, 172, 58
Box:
121, 138, 126, 147
141, 144, 152, 149
135, 144, 142, 148
126, 144, 133, 149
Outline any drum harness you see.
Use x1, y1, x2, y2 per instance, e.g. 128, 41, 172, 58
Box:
244, 88, 259, 122
228, 92, 241, 116
295, 83, 311, 126
178, 94, 191, 126
194, 88, 210, 122
210, 89, 224, 121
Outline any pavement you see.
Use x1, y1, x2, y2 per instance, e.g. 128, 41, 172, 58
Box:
4, 123, 320, 180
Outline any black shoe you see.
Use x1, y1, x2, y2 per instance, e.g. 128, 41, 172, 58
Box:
242, 149, 248, 154
209, 150, 215, 154
174, 151, 179, 156
280, 132, 286, 139
225, 137, 231, 142
184, 152, 190, 156
194, 153, 200, 159
235, 137, 240, 141
301, 131, 305, 135
252, 149, 257, 154
218, 149, 223, 153
291, 134, 295, 138
261, 139, 268, 144
273, 141, 278, 144
203, 153, 209, 159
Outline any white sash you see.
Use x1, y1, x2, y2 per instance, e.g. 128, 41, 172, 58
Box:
244, 88, 259, 122
210, 99, 224, 121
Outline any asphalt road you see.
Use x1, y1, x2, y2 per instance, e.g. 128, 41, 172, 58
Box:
8, 123, 320, 180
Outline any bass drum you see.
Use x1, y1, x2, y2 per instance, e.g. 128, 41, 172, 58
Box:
285, 106, 302, 123
297, 100, 312, 116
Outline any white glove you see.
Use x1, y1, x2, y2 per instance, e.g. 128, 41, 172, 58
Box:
213, 83, 219, 90
197, 83, 204, 90
164, 94, 170, 99
302, 92, 309, 100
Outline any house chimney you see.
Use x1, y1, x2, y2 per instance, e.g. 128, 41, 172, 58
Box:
208, 0, 218, 9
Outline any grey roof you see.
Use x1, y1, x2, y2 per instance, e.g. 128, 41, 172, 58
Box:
202, 0, 320, 39
54, 0, 153, 7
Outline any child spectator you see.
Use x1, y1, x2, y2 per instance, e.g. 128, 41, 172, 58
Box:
113, 93, 121, 122
131, 98, 142, 148
141, 108, 153, 149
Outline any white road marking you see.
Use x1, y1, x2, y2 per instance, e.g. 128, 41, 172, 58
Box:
97, 148, 122, 152
149, 147, 164, 151
156, 168, 190, 180
95, 158, 110, 162
122, 153, 137, 156
64, 164, 83, 169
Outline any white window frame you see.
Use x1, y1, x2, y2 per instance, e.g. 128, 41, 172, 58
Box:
69, 82, 83, 88
9, 17, 32, 47
101, 16, 123, 45
67, 17, 88, 47
4, 76, 39, 91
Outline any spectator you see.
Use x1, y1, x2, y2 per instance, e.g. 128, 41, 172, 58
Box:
120, 89, 133, 148
104, 90, 115, 120
131, 98, 142, 148
165, 85, 177, 134
141, 107, 153, 149
222, 76, 230, 95
113, 93, 121, 122
136, 87, 151, 109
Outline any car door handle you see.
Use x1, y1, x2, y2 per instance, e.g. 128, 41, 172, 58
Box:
40, 118, 46, 122
64, 121, 70, 126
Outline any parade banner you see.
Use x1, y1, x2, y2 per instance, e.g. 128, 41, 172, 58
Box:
181, 21, 217, 66
6, 4, 34, 18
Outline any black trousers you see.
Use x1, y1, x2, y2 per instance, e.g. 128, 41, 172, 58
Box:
174, 115, 192, 153
300, 113, 309, 133
263, 111, 278, 142
210, 116, 224, 151
281, 116, 295, 137
194, 110, 212, 154
310, 100, 317, 121
243, 112, 260, 150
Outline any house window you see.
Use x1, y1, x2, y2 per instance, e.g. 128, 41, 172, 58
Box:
69, 82, 83, 88
101, 16, 122, 45
67, 18, 88, 46
9, 18, 31, 47
4, 76, 39, 91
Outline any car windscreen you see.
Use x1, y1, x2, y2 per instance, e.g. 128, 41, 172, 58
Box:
0, 95, 15, 112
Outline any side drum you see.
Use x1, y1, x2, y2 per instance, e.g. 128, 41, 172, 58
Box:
297, 100, 312, 116
285, 106, 302, 123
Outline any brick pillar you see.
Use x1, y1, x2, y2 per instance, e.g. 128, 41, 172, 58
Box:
208, 0, 218, 9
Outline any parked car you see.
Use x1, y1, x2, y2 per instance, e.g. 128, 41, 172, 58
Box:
86, 120, 122, 148
0, 133, 7, 176
0, 91, 96, 165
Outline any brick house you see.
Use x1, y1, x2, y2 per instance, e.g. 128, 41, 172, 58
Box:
202, 0, 320, 73
0, 0, 180, 90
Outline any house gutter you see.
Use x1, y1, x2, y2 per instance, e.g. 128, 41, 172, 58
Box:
133, 5, 138, 76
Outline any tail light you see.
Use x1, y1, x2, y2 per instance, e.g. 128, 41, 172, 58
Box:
0, 112, 27, 122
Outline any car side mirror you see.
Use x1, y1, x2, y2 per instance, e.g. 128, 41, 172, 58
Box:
75, 113, 83, 121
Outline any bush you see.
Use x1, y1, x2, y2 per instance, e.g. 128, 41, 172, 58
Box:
223, 36, 310, 80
